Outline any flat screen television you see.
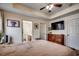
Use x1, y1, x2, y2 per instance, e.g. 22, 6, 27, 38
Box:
51, 21, 64, 30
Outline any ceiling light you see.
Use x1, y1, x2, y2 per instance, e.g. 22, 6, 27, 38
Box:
46, 6, 49, 9
50, 4, 54, 9
46, 4, 54, 10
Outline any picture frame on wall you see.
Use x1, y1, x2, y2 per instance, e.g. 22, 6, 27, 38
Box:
34, 23, 39, 30
7, 19, 20, 27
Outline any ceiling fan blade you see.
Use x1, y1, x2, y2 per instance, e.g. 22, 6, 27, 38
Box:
40, 7, 46, 10
54, 4, 62, 7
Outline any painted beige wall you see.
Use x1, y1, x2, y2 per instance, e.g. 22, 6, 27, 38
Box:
4, 11, 47, 43
4, 11, 23, 43
21, 14, 48, 40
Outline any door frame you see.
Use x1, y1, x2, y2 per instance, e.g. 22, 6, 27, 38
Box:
22, 20, 33, 42
66, 18, 79, 49
40, 23, 47, 40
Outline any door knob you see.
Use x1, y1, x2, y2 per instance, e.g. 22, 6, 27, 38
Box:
67, 34, 69, 36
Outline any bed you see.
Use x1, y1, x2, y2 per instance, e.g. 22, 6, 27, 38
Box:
0, 40, 76, 56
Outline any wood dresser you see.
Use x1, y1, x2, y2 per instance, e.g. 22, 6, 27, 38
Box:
48, 34, 64, 45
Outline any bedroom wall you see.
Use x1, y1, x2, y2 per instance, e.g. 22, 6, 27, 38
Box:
0, 11, 2, 32
21, 15, 48, 40
4, 11, 47, 43
4, 12, 23, 43
48, 12, 79, 49
31, 19, 48, 40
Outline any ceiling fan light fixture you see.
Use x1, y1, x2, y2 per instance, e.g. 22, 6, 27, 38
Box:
50, 4, 54, 8
46, 4, 54, 10
48, 10, 51, 13
49, 4, 54, 10
46, 6, 49, 9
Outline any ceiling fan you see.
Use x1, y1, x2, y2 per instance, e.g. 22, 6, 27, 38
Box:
40, 3, 62, 13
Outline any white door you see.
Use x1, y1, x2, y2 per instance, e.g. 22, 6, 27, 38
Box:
40, 23, 46, 40
23, 21, 32, 41
67, 18, 79, 49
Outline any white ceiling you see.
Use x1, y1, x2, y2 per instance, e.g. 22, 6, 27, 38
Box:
22, 3, 73, 15
0, 3, 77, 20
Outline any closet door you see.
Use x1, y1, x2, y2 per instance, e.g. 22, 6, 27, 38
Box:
67, 18, 79, 49
40, 23, 46, 40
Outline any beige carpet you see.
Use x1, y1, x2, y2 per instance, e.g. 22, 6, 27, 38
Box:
0, 40, 76, 56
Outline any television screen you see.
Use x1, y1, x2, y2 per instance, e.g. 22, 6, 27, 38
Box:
51, 21, 64, 30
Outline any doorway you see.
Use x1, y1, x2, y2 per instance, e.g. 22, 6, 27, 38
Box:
67, 18, 79, 49
22, 20, 32, 42
40, 23, 47, 40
